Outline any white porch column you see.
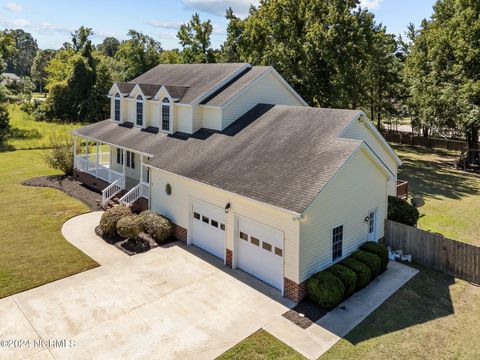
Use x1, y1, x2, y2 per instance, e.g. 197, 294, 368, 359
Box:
73, 136, 77, 172
108, 144, 112, 182
123, 148, 126, 177
96, 141, 99, 178
140, 155, 144, 185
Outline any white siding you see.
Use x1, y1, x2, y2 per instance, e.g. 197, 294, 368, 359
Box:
298, 148, 388, 282
175, 105, 193, 133
149, 168, 301, 282
342, 119, 398, 196
191, 105, 202, 133
201, 106, 223, 130
222, 72, 305, 130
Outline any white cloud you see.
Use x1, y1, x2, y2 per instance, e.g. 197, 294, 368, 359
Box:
181, 0, 259, 18
148, 20, 183, 30
3, 2, 23, 12
35, 22, 71, 35
359, 0, 383, 9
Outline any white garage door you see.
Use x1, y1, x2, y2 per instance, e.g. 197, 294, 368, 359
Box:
191, 200, 226, 260
237, 216, 284, 290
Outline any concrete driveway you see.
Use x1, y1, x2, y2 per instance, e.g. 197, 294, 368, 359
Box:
0, 212, 292, 360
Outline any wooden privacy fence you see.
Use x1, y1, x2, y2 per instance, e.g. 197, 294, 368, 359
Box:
384, 220, 480, 284
382, 131, 466, 151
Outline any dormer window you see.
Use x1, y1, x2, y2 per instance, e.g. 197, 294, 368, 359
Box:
136, 95, 144, 127
114, 93, 121, 122
162, 97, 170, 132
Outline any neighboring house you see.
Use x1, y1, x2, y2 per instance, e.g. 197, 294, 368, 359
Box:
72, 63, 402, 302
1, 72, 20, 85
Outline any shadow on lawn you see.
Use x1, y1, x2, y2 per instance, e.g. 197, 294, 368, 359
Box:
344, 266, 455, 345
397, 146, 480, 200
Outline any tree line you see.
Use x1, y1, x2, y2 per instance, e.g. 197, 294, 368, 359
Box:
0, 0, 478, 164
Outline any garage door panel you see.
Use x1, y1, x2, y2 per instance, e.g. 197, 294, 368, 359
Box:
237, 217, 283, 290
192, 201, 226, 260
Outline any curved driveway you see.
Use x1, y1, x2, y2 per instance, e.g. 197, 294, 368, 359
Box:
0, 212, 291, 360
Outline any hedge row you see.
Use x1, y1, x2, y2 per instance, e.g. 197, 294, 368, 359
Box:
307, 241, 389, 309
99, 206, 173, 243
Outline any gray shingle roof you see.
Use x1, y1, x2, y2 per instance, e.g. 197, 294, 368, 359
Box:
201, 66, 271, 106
73, 104, 363, 213
129, 63, 249, 104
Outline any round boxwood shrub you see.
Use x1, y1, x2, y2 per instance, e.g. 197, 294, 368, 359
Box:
307, 271, 345, 309
388, 195, 420, 226
360, 241, 389, 271
138, 210, 173, 243
117, 214, 143, 239
351, 250, 382, 279
340, 257, 371, 289
326, 264, 357, 298
99, 205, 132, 236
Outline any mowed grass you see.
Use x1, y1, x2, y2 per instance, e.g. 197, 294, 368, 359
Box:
393, 145, 480, 245
321, 266, 480, 360
0, 149, 97, 298
3, 104, 82, 150
217, 329, 306, 360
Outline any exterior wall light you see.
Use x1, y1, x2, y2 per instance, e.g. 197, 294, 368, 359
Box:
225, 203, 231, 213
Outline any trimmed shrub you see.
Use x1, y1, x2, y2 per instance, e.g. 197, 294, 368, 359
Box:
361, 241, 389, 271
351, 250, 382, 279
326, 264, 357, 297
138, 210, 173, 243
117, 214, 143, 239
99, 205, 132, 236
388, 195, 420, 226
307, 271, 345, 309
340, 257, 371, 289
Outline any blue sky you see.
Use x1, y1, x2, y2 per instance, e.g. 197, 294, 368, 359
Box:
0, 0, 437, 50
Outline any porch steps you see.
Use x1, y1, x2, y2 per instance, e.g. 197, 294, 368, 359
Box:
100, 190, 148, 213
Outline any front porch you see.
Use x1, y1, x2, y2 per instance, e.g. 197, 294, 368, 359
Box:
72, 136, 150, 209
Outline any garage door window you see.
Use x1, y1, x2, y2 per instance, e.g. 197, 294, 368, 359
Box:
240, 232, 248, 241
262, 242, 272, 252
220, 223, 225, 231
194, 212, 200, 220
202, 215, 209, 223
275, 247, 283, 257
332, 225, 343, 261
211, 220, 218, 228
251, 237, 260, 246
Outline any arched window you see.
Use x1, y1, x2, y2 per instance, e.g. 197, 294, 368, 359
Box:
136, 95, 143, 126
162, 97, 170, 132
114, 93, 121, 122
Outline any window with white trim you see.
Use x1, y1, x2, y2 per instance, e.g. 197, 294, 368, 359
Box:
114, 93, 121, 122
161, 97, 170, 132
136, 95, 143, 126
116, 149, 123, 165
332, 225, 343, 261
126, 151, 135, 169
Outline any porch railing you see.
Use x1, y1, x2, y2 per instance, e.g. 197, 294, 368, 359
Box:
101, 176, 125, 206
397, 179, 409, 200
74, 155, 122, 183
119, 182, 150, 206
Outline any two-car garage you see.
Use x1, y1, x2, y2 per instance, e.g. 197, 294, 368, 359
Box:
190, 199, 284, 291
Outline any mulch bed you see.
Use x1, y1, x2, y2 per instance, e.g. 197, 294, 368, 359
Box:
282, 298, 329, 329
22, 175, 102, 210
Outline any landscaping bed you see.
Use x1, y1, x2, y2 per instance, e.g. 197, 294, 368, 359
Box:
96, 206, 175, 256
282, 298, 328, 329
23, 175, 102, 210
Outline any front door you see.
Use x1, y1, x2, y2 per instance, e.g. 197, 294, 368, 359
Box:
368, 209, 377, 241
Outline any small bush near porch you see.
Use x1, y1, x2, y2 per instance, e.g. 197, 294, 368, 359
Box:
0, 150, 97, 298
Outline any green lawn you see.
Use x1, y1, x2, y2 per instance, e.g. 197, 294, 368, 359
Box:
3, 104, 82, 151
217, 329, 306, 360
394, 145, 480, 245
218, 267, 480, 360
0, 149, 98, 298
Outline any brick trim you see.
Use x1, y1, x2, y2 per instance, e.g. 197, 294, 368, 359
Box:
226, 249, 233, 268
174, 224, 187, 243
283, 278, 306, 303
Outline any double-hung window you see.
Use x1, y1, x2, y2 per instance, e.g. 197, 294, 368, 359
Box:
332, 225, 343, 261
161, 97, 170, 132
126, 151, 135, 169
114, 93, 121, 122
116, 149, 123, 165
136, 95, 143, 127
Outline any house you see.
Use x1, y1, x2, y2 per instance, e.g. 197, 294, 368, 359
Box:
71, 63, 403, 302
